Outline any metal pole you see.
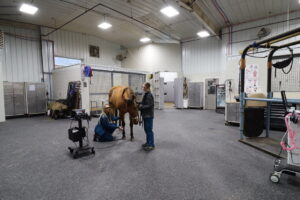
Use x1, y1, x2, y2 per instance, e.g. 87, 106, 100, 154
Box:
239, 92, 245, 140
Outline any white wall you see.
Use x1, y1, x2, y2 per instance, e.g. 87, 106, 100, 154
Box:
42, 27, 121, 67
122, 43, 182, 74
0, 24, 42, 82
0, 49, 5, 122
52, 65, 81, 100
182, 11, 300, 91
182, 37, 223, 82
52, 65, 90, 114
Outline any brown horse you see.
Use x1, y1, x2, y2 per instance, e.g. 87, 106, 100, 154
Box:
108, 86, 140, 140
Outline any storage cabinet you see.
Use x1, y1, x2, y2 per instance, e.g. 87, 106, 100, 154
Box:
4, 82, 46, 117
225, 102, 240, 124
4, 82, 25, 116
25, 83, 47, 115
188, 82, 203, 108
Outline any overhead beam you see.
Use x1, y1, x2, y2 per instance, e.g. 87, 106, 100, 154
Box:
178, 0, 220, 38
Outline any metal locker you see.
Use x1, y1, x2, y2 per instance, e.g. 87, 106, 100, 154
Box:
3, 82, 14, 116
36, 83, 47, 114
164, 81, 174, 103
174, 78, 183, 108
188, 82, 203, 108
225, 102, 240, 124
26, 83, 37, 114
25, 82, 47, 115
13, 83, 25, 115
4, 82, 25, 116
153, 72, 164, 110
205, 78, 219, 109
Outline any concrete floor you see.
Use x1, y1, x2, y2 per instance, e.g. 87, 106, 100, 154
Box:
0, 109, 300, 200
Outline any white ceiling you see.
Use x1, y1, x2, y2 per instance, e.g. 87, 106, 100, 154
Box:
0, 0, 299, 47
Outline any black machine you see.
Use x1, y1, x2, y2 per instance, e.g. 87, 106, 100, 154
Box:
68, 109, 95, 159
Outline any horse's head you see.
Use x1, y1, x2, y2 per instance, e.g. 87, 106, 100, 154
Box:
128, 97, 140, 125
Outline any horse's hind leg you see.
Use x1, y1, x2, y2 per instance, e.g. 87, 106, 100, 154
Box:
130, 120, 134, 141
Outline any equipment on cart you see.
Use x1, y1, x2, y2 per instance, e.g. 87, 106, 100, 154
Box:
270, 91, 300, 183
68, 109, 95, 159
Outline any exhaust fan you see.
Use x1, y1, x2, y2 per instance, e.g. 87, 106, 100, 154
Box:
257, 27, 271, 39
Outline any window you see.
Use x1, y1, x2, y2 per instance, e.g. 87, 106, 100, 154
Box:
54, 57, 81, 67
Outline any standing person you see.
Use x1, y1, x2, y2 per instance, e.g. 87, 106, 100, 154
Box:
139, 82, 155, 151
94, 104, 122, 142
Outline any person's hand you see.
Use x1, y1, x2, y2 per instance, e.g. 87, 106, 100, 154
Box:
118, 126, 123, 130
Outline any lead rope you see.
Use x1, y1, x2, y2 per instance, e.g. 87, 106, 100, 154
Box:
138, 110, 143, 127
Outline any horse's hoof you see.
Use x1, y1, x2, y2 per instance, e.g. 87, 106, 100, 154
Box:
130, 137, 134, 141
122, 136, 126, 140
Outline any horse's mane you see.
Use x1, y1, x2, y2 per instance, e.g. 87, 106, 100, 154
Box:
122, 87, 135, 102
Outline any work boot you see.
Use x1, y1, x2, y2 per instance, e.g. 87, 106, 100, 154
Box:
143, 146, 155, 151
141, 143, 148, 148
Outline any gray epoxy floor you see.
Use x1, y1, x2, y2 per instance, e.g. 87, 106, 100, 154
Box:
0, 109, 300, 200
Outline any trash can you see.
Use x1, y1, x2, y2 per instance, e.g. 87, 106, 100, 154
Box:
244, 107, 265, 137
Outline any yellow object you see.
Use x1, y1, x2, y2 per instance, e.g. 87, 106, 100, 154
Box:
245, 93, 267, 108
48, 102, 68, 111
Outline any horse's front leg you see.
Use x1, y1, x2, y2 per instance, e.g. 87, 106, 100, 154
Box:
120, 115, 126, 139
130, 120, 134, 141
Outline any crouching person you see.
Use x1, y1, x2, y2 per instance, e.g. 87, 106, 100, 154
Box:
94, 104, 122, 142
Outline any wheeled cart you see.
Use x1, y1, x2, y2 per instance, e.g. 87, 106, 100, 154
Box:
68, 109, 95, 159
270, 159, 300, 183
270, 91, 300, 183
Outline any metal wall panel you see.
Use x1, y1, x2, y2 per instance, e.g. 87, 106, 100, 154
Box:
182, 12, 300, 82
182, 37, 222, 76
90, 71, 112, 94
113, 73, 129, 87
42, 27, 121, 67
129, 74, 145, 93
225, 12, 300, 59
0, 25, 42, 82
0, 48, 5, 122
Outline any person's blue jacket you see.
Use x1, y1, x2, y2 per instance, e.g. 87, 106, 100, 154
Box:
95, 113, 119, 141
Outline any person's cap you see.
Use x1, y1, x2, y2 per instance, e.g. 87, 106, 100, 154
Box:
104, 104, 111, 109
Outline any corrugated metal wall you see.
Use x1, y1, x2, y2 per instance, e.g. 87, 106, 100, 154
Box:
182, 11, 300, 82
225, 11, 300, 59
0, 48, 5, 122
0, 25, 42, 82
42, 27, 121, 67
182, 37, 222, 81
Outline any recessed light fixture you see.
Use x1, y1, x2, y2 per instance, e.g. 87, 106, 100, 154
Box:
140, 37, 151, 43
160, 6, 179, 17
98, 22, 112, 29
19, 3, 38, 15
197, 30, 210, 38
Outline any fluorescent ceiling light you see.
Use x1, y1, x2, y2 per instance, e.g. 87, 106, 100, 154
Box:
197, 30, 210, 38
160, 6, 179, 17
140, 37, 151, 43
19, 3, 38, 15
98, 22, 112, 29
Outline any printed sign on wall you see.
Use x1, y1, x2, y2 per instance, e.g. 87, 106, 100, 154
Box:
245, 64, 259, 93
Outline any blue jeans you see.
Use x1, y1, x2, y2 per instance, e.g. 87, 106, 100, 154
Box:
143, 117, 155, 147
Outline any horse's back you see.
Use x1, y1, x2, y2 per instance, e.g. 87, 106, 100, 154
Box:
109, 86, 130, 109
